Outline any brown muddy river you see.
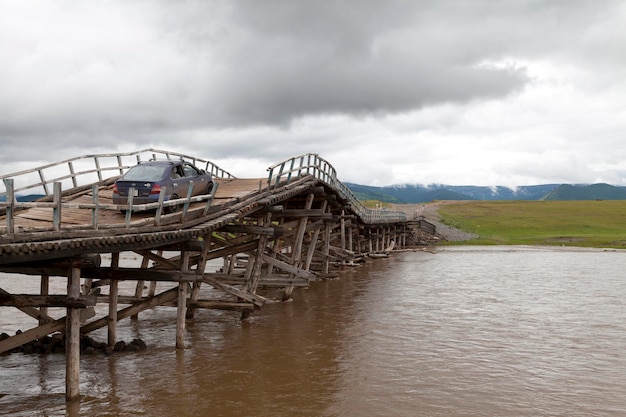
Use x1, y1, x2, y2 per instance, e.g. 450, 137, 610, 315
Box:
1, 246, 626, 416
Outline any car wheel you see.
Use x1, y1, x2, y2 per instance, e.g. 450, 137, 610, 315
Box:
166, 194, 180, 214
206, 182, 214, 195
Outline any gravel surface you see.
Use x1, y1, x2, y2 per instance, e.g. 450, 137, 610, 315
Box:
389, 202, 478, 242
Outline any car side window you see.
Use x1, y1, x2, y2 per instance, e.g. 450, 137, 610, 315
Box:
183, 163, 199, 177
170, 167, 181, 179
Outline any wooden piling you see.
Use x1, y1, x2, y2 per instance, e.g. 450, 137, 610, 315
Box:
108, 253, 119, 347
39, 274, 49, 326
66, 260, 81, 402
176, 252, 189, 349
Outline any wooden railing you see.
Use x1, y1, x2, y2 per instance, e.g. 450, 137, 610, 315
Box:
0, 150, 405, 236
0, 179, 220, 234
267, 154, 406, 224
0, 148, 234, 199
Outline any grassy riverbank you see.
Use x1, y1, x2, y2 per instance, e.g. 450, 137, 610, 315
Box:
436, 200, 626, 248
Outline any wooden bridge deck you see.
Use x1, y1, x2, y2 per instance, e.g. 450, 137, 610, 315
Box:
5, 177, 260, 232
0, 150, 410, 401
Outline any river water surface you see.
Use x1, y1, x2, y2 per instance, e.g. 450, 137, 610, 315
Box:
1, 246, 626, 416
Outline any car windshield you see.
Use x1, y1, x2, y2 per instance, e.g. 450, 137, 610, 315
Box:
122, 165, 167, 181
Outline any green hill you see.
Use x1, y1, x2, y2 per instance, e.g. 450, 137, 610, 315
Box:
541, 183, 626, 201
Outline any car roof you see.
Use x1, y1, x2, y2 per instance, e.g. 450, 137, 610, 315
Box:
136, 160, 184, 166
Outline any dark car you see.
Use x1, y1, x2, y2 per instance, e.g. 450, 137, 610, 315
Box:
112, 160, 214, 213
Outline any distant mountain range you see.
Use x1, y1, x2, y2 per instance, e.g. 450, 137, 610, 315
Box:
346, 183, 626, 203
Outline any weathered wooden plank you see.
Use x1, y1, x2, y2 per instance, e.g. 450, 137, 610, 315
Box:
66, 262, 82, 401
202, 276, 266, 308
176, 252, 190, 349
245, 212, 272, 293
80, 287, 179, 334
0, 294, 97, 308
260, 254, 316, 280
80, 267, 204, 282
213, 275, 309, 287
222, 224, 282, 236
272, 209, 332, 219
0, 287, 55, 323
188, 300, 255, 311
0, 308, 95, 354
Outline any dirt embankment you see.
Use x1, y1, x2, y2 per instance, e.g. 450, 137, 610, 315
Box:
389, 201, 478, 242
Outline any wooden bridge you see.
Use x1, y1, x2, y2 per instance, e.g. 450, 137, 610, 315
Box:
0, 149, 408, 401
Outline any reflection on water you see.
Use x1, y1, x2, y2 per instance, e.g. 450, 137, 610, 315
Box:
1, 247, 626, 416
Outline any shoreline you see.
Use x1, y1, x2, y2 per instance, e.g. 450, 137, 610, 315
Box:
389, 201, 479, 242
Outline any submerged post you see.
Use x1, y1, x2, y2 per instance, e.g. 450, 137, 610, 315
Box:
108, 253, 120, 347
176, 251, 189, 349
66, 260, 81, 402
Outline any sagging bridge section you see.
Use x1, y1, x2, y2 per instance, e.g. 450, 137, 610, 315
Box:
0, 149, 408, 401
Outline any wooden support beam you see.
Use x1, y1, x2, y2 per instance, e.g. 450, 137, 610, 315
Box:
323, 221, 332, 275
0, 287, 55, 324
80, 287, 179, 334
246, 212, 272, 293
0, 294, 96, 308
0, 308, 95, 354
272, 209, 332, 219
66, 261, 81, 402
134, 249, 180, 270
260, 254, 316, 280
340, 209, 346, 251
203, 276, 266, 308
0, 254, 102, 277
40, 274, 49, 325
222, 224, 281, 236
281, 192, 315, 299
303, 208, 325, 271
108, 253, 119, 347
108, 280, 118, 347
186, 233, 211, 319
131, 255, 150, 320
188, 300, 255, 311
211, 273, 309, 288
80, 267, 205, 282
176, 252, 189, 349
194, 240, 259, 261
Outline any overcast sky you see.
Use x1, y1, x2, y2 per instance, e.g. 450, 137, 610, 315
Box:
1, 1, 625, 187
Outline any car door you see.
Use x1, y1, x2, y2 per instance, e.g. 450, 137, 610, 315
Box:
170, 165, 191, 199
182, 163, 207, 195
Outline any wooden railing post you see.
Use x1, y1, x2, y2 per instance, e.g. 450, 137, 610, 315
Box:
94, 157, 102, 182
155, 188, 166, 225
202, 182, 219, 216
91, 184, 99, 229
182, 181, 194, 220
3, 178, 15, 234
38, 169, 49, 196
117, 155, 124, 175
125, 189, 135, 227
68, 161, 77, 188
53, 182, 62, 232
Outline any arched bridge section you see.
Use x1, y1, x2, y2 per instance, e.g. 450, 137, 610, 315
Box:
0, 149, 407, 400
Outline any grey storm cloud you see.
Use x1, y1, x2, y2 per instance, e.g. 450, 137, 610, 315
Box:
1, 1, 535, 137
1, 0, 625, 186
